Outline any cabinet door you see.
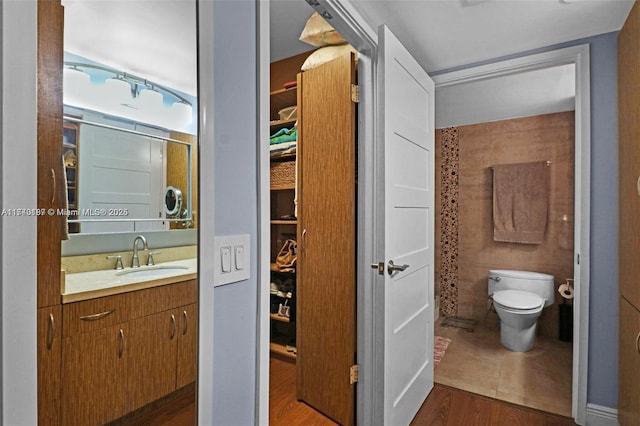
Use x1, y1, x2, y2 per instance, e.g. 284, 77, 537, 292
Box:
176, 304, 198, 388
297, 53, 357, 426
38, 306, 62, 426
127, 310, 179, 412
619, 297, 640, 426
61, 324, 128, 426
619, 0, 640, 308
37, 0, 64, 309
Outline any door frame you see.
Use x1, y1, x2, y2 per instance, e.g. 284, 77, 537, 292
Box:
431, 45, 591, 424
255, 1, 380, 424
256, 4, 591, 426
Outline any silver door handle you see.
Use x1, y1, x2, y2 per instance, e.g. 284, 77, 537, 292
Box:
388, 260, 409, 275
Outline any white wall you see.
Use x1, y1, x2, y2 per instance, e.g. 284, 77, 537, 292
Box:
1, 1, 38, 424
210, 0, 259, 423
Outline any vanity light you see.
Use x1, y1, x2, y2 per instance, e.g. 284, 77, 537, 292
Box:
138, 86, 164, 109
63, 61, 194, 131
171, 101, 193, 125
102, 76, 133, 106
63, 67, 91, 108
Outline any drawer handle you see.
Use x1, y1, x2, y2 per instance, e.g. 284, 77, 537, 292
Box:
47, 313, 55, 349
182, 310, 188, 335
50, 168, 56, 204
118, 329, 125, 358
636, 332, 640, 355
170, 314, 177, 340
80, 309, 115, 321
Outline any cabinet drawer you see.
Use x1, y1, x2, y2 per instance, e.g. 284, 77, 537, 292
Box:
127, 280, 197, 319
63, 293, 128, 337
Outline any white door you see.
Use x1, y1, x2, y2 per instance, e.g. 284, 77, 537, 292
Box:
78, 124, 165, 233
379, 25, 435, 426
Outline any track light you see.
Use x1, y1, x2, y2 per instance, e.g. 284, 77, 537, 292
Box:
63, 61, 194, 131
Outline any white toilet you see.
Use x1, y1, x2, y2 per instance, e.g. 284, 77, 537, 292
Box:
488, 269, 555, 352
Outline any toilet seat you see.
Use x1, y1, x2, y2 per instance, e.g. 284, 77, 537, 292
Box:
493, 290, 544, 312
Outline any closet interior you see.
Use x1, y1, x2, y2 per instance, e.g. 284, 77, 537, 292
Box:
268, 45, 358, 426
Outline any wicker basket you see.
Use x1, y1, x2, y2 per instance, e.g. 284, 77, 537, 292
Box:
270, 159, 296, 188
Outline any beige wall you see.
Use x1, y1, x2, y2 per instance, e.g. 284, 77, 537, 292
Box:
436, 111, 575, 337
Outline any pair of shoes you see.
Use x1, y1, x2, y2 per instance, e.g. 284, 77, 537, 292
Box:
278, 300, 290, 318
271, 277, 294, 298
286, 338, 297, 354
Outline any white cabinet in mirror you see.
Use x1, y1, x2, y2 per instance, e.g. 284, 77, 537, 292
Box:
63, 109, 196, 234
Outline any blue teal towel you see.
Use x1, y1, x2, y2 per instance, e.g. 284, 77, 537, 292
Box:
270, 127, 297, 145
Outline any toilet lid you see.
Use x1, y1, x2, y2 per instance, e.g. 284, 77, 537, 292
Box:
493, 290, 544, 310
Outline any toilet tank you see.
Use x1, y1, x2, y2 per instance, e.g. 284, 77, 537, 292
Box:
488, 269, 555, 308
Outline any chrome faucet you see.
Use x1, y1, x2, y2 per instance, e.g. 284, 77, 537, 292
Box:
131, 235, 148, 268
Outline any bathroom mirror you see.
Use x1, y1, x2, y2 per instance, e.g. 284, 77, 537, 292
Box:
62, 0, 197, 236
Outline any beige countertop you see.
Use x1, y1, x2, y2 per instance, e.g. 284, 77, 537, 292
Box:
62, 258, 197, 304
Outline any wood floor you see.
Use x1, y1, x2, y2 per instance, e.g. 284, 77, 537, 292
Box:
115, 356, 577, 426
412, 384, 578, 426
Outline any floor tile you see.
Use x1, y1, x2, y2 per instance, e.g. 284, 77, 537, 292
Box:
434, 314, 572, 417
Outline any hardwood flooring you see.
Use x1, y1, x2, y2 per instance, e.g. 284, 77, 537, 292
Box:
109, 356, 577, 426
270, 355, 338, 425
412, 384, 578, 426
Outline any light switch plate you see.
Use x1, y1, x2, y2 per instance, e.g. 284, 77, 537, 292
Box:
214, 234, 250, 286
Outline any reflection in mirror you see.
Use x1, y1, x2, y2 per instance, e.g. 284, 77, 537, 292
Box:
62, 0, 197, 236
63, 116, 195, 234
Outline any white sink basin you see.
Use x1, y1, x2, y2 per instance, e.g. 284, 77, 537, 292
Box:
116, 266, 189, 279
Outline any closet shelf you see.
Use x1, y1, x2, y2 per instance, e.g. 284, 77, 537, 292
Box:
270, 313, 292, 323
271, 219, 297, 225
270, 118, 297, 129
270, 336, 297, 360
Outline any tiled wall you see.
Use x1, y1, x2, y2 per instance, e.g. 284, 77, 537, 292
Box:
436, 111, 575, 337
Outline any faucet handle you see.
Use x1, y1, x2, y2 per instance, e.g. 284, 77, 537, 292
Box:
106, 255, 124, 270
147, 251, 162, 266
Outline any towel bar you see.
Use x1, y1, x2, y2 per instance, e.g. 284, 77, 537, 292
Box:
489, 160, 551, 169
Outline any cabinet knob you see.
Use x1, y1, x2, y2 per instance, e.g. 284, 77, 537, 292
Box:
50, 168, 56, 204
182, 310, 189, 335
636, 332, 640, 355
118, 329, 125, 358
47, 313, 55, 350
170, 314, 177, 340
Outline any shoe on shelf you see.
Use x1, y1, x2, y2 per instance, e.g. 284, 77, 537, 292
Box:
286, 338, 297, 354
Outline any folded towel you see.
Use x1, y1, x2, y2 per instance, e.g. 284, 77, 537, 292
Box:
270, 127, 297, 145
492, 161, 549, 244
270, 141, 297, 152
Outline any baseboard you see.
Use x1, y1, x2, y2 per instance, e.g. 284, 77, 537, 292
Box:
586, 404, 618, 426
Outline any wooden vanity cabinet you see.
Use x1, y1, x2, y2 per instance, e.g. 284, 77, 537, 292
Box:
176, 303, 198, 387
619, 297, 640, 426
60, 280, 197, 425
37, 306, 62, 426
62, 324, 129, 426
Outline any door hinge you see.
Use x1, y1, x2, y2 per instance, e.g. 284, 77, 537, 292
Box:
350, 364, 359, 384
351, 84, 360, 103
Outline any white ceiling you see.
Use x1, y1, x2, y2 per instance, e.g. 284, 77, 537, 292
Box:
435, 63, 576, 128
63, 0, 197, 96
64, 0, 633, 126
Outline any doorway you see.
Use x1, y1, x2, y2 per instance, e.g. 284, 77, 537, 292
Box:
266, 7, 359, 425
431, 46, 591, 423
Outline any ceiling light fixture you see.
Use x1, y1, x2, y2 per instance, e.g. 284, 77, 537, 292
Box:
63, 61, 194, 130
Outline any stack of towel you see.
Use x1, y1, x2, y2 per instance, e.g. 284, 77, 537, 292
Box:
270, 126, 297, 157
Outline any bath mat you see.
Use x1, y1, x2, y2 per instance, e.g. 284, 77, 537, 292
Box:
434, 336, 452, 367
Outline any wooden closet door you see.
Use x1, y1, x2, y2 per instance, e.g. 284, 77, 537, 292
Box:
297, 53, 357, 426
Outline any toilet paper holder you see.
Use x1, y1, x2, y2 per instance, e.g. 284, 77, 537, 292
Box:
558, 278, 574, 299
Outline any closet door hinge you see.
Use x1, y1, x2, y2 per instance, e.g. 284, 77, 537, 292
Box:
351, 84, 360, 103
350, 364, 359, 384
